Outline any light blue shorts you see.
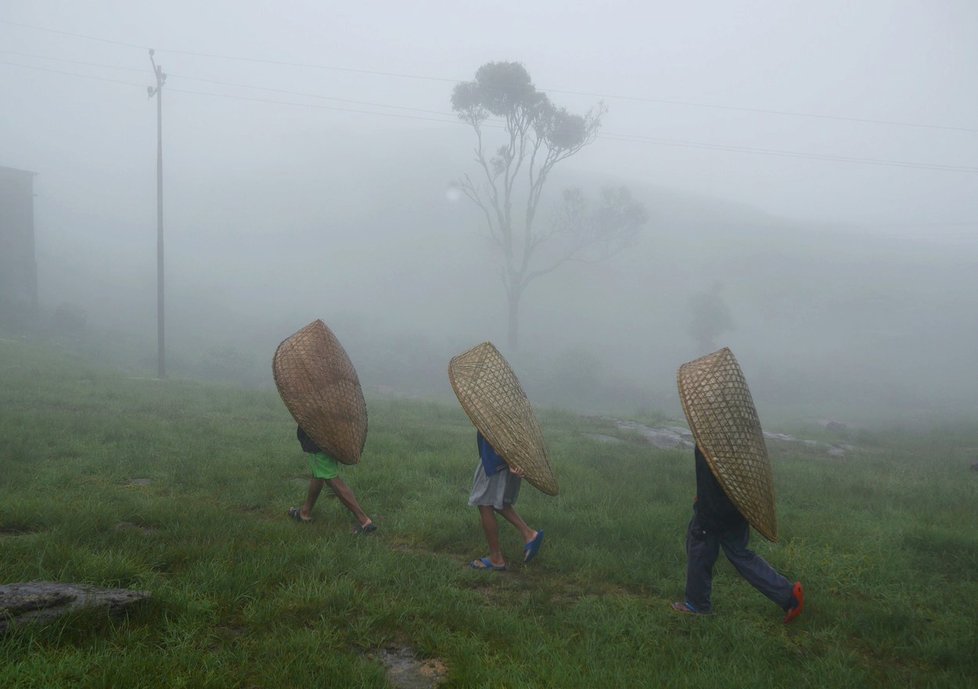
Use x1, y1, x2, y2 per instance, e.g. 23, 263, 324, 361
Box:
468, 463, 520, 509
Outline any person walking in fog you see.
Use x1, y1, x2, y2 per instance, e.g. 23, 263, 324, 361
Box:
289, 425, 376, 535
673, 347, 803, 622
672, 446, 803, 622
468, 431, 544, 570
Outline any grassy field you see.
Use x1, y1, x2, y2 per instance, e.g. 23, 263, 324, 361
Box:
1, 339, 976, 688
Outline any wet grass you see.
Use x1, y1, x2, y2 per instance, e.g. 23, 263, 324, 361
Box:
1, 339, 976, 687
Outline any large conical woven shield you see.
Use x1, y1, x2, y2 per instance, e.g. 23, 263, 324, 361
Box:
273, 320, 367, 465
677, 347, 778, 542
448, 342, 558, 496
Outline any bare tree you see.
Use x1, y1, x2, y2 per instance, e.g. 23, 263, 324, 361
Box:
452, 61, 648, 350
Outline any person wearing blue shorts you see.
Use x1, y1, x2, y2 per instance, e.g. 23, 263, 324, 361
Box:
288, 425, 376, 534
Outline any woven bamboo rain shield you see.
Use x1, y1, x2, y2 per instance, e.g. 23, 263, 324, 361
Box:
272, 320, 367, 465
448, 342, 558, 496
677, 347, 778, 542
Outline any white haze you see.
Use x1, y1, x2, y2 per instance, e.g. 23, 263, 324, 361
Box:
2, 1, 977, 426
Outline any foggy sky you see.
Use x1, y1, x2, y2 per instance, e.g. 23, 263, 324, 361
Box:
2, 1, 977, 424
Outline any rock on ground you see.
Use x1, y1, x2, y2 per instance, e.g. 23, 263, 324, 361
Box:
0, 582, 150, 633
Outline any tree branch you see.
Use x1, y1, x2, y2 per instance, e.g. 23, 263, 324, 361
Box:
451, 64, 635, 349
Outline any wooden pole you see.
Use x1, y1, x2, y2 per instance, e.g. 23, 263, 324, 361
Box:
148, 49, 166, 379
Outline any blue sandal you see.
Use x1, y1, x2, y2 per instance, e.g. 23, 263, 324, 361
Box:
469, 557, 506, 571
523, 530, 545, 563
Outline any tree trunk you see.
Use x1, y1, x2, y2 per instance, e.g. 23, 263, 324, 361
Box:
506, 288, 521, 352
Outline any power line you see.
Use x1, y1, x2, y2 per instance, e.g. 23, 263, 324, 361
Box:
2, 58, 975, 174
0, 19, 146, 49
0, 19, 456, 83
0, 48, 146, 73
0, 49, 459, 117
166, 85, 462, 125
3, 18, 975, 135
160, 49, 458, 85
843, 220, 978, 228
167, 73, 458, 118
166, 83, 978, 173
600, 131, 978, 173
549, 88, 978, 135
0, 59, 461, 122
3, 59, 974, 173
0, 59, 145, 88
164, 81, 978, 173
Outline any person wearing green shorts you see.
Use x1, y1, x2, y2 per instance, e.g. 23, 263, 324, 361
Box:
288, 425, 376, 534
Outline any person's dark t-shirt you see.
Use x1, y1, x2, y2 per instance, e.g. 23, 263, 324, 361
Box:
694, 446, 746, 532
297, 426, 321, 454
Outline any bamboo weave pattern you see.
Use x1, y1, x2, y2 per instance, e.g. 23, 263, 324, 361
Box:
677, 347, 778, 542
448, 342, 558, 496
272, 320, 367, 465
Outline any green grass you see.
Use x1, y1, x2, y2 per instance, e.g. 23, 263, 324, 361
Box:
1, 339, 976, 688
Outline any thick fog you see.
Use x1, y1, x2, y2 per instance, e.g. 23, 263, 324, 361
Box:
2, 1, 977, 425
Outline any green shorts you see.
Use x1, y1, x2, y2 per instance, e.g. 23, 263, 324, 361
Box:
308, 452, 339, 480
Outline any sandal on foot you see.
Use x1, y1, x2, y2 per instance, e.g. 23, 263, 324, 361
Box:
354, 522, 378, 535
671, 601, 710, 616
288, 507, 311, 523
468, 557, 506, 571
523, 530, 545, 563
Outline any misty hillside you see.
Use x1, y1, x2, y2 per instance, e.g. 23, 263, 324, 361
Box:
25, 157, 977, 426
3, 3, 975, 427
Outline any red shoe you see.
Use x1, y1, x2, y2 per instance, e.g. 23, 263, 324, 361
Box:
783, 581, 804, 623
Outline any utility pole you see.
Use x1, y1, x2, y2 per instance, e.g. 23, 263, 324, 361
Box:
148, 49, 166, 379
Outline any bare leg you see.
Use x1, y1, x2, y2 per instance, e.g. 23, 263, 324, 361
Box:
300, 478, 326, 520
325, 477, 371, 527
478, 505, 506, 567
495, 505, 537, 545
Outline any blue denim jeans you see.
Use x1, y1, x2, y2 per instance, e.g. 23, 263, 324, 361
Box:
684, 510, 793, 613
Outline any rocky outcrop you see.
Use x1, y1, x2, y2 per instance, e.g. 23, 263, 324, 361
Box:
612, 420, 695, 450
0, 582, 150, 633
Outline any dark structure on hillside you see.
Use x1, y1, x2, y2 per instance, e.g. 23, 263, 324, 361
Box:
0, 166, 38, 330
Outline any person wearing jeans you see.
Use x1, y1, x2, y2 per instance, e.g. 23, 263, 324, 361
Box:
673, 446, 804, 622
